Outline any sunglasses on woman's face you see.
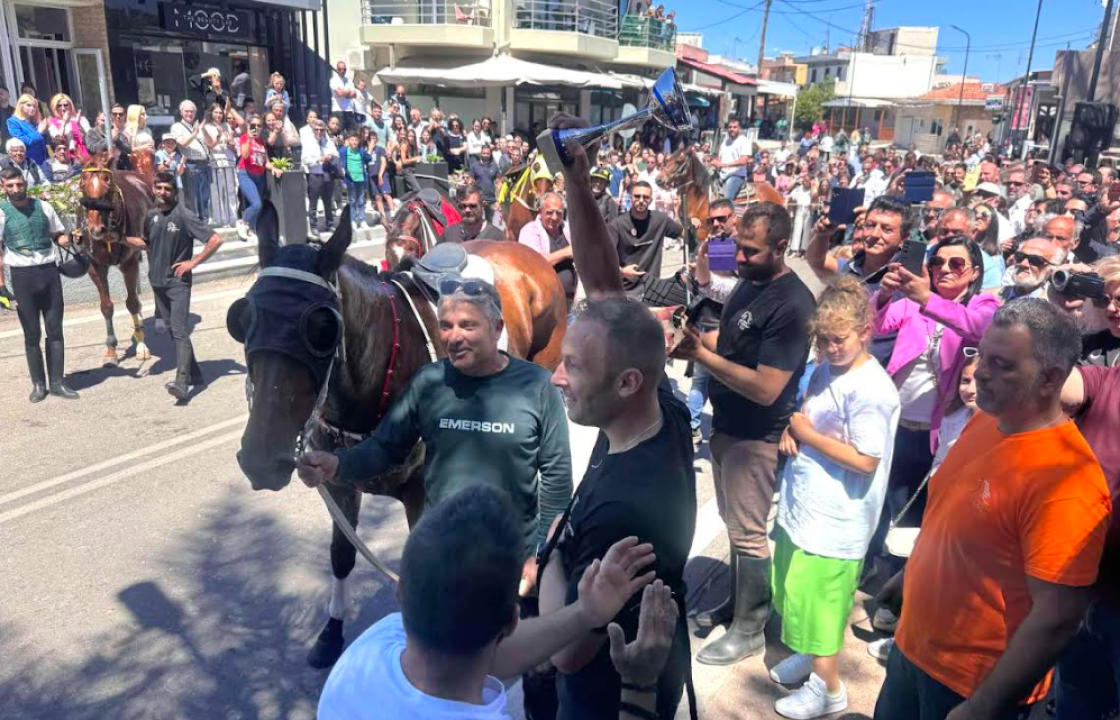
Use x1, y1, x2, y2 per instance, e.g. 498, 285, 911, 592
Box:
927, 256, 972, 274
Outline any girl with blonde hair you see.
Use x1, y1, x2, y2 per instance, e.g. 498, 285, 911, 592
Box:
769, 275, 901, 719
7, 93, 49, 166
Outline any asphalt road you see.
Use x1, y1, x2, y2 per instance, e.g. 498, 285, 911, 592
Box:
0, 247, 889, 720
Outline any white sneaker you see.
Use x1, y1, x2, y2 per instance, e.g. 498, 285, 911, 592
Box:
770, 653, 813, 685
236, 220, 249, 240
774, 673, 848, 720
872, 607, 898, 634
868, 637, 894, 662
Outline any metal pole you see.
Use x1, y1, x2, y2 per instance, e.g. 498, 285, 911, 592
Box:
1088, 0, 1117, 101
1012, 0, 1044, 156
950, 25, 970, 135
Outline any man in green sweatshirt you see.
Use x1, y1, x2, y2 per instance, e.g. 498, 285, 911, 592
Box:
296, 275, 572, 592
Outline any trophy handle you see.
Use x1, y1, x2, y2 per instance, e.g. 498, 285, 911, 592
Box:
536, 107, 654, 174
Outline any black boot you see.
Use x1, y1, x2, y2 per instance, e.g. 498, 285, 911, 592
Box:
696, 553, 771, 666
26, 345, 47, 403
45, 341, 78, 399
165, 339, 195, 403
692, 552, 738, 628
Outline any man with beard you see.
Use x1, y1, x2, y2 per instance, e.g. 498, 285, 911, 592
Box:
1000, 237, 1064, 302
1006, 169, 1033, 236
672, 201, 815, 667
124, 172, 222, 402
469, 145, 501, 212
850, 155, 888, 204
439, 187, 504, 243
329, 60, 358, 131
874, 299, 1110, 720
0, 167, 78, 402
590, 166, 619, 222
609, 180, 684, 297
519, 192, 576, 308
712, 118, 751, 200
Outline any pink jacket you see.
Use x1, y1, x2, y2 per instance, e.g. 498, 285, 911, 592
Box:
871, 290, 1000, 450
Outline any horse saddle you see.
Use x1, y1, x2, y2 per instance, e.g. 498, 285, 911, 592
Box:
416, 188, 449, 227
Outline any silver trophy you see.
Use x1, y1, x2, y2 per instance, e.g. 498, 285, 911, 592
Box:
535, 67, 695, 174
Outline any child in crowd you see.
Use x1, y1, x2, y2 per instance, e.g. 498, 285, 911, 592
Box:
155, 135, 184, 187
366, 132, 391, 220
771, 275, 901, 720
338, 131, 371, 228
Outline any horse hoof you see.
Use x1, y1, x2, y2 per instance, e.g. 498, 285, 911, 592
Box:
135, 343, 151, 361
307, 617, 345, 669
103, 351, 119, 366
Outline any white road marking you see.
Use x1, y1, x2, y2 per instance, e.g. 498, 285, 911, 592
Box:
0, 414, 247, 508
0, 288, 248, 340
0, 427, 244, 525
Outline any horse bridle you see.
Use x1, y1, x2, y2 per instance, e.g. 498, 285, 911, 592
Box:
253, 265, 436, 585
80, 166, 126, 250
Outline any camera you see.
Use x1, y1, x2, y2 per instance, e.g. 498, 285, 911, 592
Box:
1051, 270, 1106, 301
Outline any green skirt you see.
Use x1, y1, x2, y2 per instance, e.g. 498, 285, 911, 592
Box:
771, 524, 863, 657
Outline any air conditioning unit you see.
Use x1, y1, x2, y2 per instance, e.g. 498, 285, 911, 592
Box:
347, 48, 370, 71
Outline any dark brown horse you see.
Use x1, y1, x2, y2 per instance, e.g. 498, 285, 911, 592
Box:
656, 146, 785, 241
78, 157, 157, 364
382, 190, 461, 269
231, 203, 566, 668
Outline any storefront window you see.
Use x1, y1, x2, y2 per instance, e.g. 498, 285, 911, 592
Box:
515, 88, 578, 138
14, 6, 70, 42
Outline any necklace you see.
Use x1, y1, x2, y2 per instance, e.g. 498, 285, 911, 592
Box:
589, 412, 664, 469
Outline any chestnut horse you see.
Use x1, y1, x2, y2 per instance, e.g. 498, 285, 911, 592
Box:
382, 190, 460, 269
498, 156, 553, 243
232, 204, 566, 669
78, 158, 157, 364
656, 146, 784, 241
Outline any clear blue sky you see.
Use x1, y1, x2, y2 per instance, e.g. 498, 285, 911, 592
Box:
677, 0, 1113, 83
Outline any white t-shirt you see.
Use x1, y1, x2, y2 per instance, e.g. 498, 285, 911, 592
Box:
466, 130, 491, 156
777, 359, 901, 560
170, 120, 208, 161
317, 613, 511, 720
896, 325, 943, 423
330, 72, 355, 113
717, 134, 751, 180
931, 406, 974, 472
0, 199, 66, 268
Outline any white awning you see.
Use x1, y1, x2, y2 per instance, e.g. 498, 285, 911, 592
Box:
376, 55, 624, 89
756, 79, 798, 99
255, 0, 322, 11
822, 97, 895, 108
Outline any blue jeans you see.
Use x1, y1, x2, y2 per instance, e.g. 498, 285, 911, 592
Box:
722, 174, 745, 200
874, 646, 1041, 720
182, 162, 212, 221
687, 363, 710, 432
1055, 599, 1120, 719
347, 181, 367, 224
238, 170, 266, 230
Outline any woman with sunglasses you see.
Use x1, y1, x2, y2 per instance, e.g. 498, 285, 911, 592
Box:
45, 93, 89, 164
866, 236, 999, 588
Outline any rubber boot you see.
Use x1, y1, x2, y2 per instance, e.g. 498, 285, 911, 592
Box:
692, 552, 738, 628
165, 340, 192, 403
26, 345, 47, 403
696, 554, 771, 666
45, 341, 78, 399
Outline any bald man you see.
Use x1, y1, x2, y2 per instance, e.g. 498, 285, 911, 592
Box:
519, 191, 576, 306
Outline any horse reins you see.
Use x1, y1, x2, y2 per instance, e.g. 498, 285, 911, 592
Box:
80, 166, 126, 253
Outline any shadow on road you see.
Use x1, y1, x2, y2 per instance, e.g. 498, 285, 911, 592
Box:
0, 487, 406, 720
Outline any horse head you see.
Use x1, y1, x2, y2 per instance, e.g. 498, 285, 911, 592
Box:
229, 201, 353, 491
656, 146, 702, 191
385, 202, 424, 271
79, 159, 121, 242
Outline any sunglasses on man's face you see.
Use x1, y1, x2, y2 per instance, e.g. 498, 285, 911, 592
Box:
632, 194, 652, 202
1013, 251, 1054, 269
927, 256, 973, 274
707, 214, 732, 225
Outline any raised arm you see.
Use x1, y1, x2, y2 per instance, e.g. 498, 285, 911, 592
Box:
548, 115, 624, 299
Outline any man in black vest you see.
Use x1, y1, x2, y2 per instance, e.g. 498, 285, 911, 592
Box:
0, 166, 78, 402
125, 172, 223, 403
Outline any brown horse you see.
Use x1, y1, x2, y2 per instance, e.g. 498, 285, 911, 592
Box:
78, 157, 157, 364
498, 156, 553, 243
383, 190, 461, 269
656, 146, 784, 240
231, 203, 566, 668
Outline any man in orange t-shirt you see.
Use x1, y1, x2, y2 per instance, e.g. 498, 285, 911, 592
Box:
874, 299, 1112, 720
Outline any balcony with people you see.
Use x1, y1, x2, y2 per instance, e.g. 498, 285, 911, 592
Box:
510, 0, 620, 60
360, 0, 495, 48
616, 4, 677, 67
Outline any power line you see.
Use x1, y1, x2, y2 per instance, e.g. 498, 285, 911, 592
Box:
682, 1, 765, 32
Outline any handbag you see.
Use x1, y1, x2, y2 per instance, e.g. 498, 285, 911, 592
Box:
884, 470, 933, 558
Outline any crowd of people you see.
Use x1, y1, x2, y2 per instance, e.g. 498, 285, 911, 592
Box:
1, 62, 1118, 720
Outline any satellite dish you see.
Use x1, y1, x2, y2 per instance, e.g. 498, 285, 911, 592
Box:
617, 103, 639, 139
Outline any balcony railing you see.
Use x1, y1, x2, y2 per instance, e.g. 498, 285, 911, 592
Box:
618, 15, 676, 51
362, 0, 492, 26
513, 0, 618, 40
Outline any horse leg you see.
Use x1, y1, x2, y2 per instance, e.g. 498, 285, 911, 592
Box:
308, 481, 363, 669
88, 263, 118, 365
121, 253, 150, 361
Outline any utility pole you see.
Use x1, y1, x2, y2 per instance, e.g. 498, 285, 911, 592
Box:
1012, 0, 1043, 157
950, 25, 971, 134
1088, 0, 1117, 101
757, 0, 773, 74
857, 0, 875, 50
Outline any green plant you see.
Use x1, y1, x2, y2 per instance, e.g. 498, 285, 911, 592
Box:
0, 176, 83, 221
271, 157, 293, 173
794, 79, 836, 132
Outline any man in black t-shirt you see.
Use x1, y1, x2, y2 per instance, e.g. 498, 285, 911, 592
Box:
538, 116, 697, 720
469, 145, 501, 205
438, 188, 505, 243
609, 180, 684, 295
672, 201, 815, 667
126, 172, 222, 402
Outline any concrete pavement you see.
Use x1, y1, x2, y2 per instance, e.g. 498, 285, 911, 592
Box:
0, 243, 891, 720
